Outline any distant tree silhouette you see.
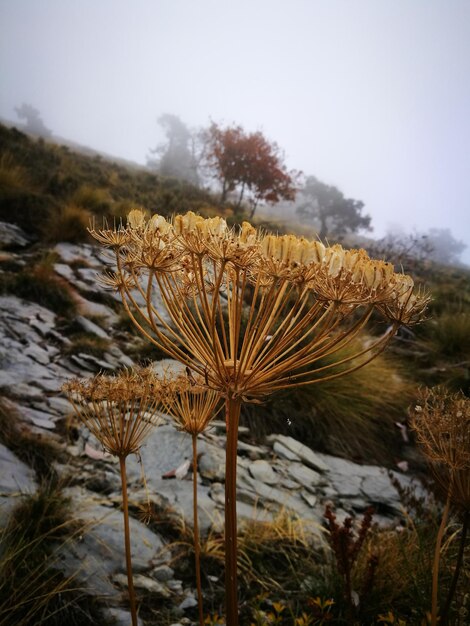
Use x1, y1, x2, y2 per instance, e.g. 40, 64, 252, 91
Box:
14, 103, 51, 138
368, 226, 467, 271
425, 227, 467, 266
147, 114, 202, 185
296, 176, 371, 239
205, 122, 298, 218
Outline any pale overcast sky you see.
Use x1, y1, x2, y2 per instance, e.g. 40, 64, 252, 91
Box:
1, 0, 469, 262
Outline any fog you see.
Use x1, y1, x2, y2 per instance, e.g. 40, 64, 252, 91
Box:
1, 0, 469, 263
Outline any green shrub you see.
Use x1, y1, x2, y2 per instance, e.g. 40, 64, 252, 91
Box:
421, 312, 470, 360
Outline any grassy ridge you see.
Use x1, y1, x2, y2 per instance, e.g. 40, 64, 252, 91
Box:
0, 123, 221, 241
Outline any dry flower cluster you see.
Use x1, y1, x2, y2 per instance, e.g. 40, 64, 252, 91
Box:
411, 388, 470, 626
87, 208, 428, 626
63, 367, 162, 458
63, 367, 221, 626
91, 210, 429, 402
412, 387, 470, 509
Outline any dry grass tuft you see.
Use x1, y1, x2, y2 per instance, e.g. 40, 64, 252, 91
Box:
42, 203, 92, 244
243, 345, 413, 463
0, 152, 30, 192
0, 484, 105, 626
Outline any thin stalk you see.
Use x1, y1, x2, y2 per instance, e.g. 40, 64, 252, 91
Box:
431, 488, 452, 626
441, 509, 469, 625
119, 456, 138, 626
192, 433, 204, 626
225, 395, 241, 626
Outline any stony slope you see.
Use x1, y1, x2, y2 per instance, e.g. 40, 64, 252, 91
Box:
0, 221, 423, 625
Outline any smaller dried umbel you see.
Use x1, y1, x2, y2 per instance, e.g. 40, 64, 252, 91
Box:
150, 373, 221, 626
63, 367, 162, 458
63, 367, 163, 626
411, 387, 470, 509
411, 388, 470, 626
156, 374, 222, 435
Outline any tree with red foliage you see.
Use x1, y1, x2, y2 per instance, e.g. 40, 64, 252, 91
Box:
205, 122, 298, 218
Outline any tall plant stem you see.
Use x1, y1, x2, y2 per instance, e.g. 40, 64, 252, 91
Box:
441, 509, 469, 626
431, 488, 451, 626
192, 433, 204, 626
224, 395, 241, 626
119, 456, 138, 626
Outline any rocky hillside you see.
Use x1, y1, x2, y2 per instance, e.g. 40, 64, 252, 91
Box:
0, 220, 428, 625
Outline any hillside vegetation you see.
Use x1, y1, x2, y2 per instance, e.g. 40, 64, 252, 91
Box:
1, 123, 470, 625
0, 121, 468, 460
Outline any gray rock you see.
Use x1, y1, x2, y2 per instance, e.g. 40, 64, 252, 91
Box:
0, 296, 56, 335
125, 425, 220, 530
301, 492, 318, 508
153, 479, 218, 532
209, 482, 225, 506
234, 500, 275, 524
272, 435, 330, 472
54, 263, 75, 282
75, 314, 110, 339
113, 572, 171, 598
199, 443, 225, 481
0, 443, 37, 495
248, 460, 277, 485
23, 343, 52, 365
57, 487, 164, 597
151, 359, 187, 377
273, 440, 301, 462
69, 354, 98, 372
237, 473, 323, 532
0, 443, 37, 526
74, 294, 118, 323
179, 595, 198, 610
77, 267, 101, 285
166, 579, 184, 593
281, 478, 300, 490
237, 440, 265, 457
127, 424, 193, 479
19, 405, 56, 429
47, 395, 74, 416
76, 353, 115, 370
103, 607, 144, 626
151, 564, 175, 582
0, 222, 30, 248
360, 471, 401, 507
210, 420, 250, 435
285, 462, 322, 490
54, 243, 98, 266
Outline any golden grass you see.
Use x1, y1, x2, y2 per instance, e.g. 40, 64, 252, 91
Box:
70, 184, 114, 213
42, 203, 92, 244
0, 152, 30, 192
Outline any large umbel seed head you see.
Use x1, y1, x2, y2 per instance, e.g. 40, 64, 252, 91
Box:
89, 210, 429, 401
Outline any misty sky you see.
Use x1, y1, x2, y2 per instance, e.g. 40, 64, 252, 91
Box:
1, 0, 469, 262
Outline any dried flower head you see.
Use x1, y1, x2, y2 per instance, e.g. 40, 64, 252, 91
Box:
411, 387, 470, 509
63, 368, 162, 458
89, 210, 429, 402
155, 374, 222, 435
